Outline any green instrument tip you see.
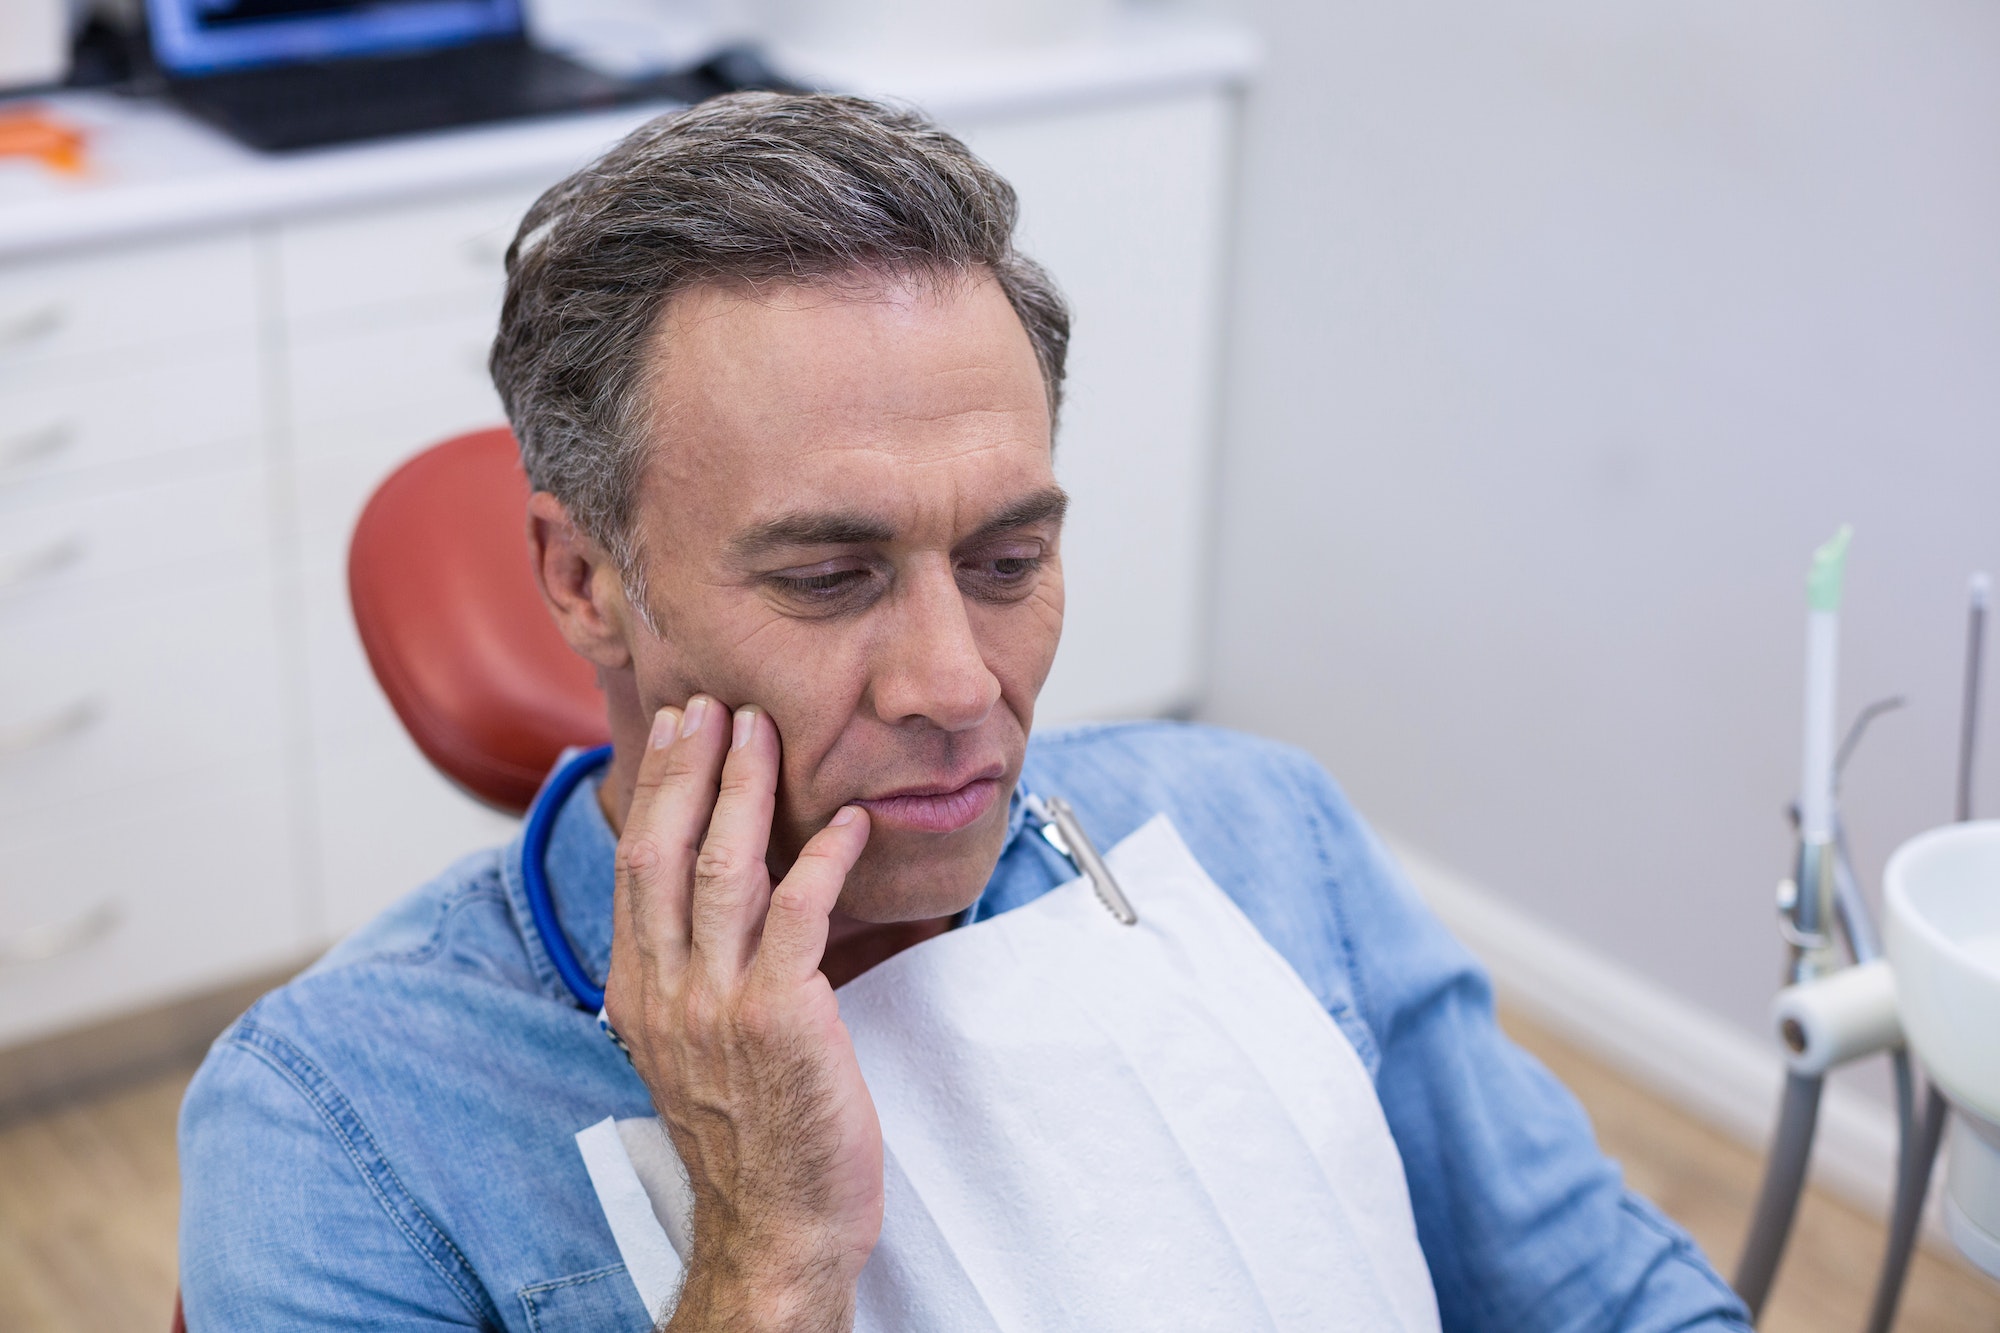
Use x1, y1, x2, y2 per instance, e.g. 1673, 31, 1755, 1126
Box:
1807, 525, 1852, 613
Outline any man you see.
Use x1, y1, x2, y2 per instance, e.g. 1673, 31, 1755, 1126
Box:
179, 93, 1752, 1330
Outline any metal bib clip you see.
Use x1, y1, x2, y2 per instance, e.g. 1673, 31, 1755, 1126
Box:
1025, 794, 1139, 926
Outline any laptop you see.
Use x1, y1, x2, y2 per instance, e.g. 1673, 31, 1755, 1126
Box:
144, 0, 753, 152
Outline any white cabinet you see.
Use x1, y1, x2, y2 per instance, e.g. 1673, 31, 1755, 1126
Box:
0, 757, 302, 1048
0, 344, 265, 485
0, 61, 1243, 1048
276, 189, 535, 937
960, 92, 1232, 724
277, 184, 543, 326
0, 232, 260, 375
0, 229, 308, 1044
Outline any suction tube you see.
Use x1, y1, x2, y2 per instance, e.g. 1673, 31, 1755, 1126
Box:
1736, 1072, 1824, 1318
1736, 529, 1853, 1320
1863, 1087, 1948, 1333
1860, 572, 1986, 1333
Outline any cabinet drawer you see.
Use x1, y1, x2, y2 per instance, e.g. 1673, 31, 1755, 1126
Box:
278, 183, 544, 326
294, 426, 515, 573
302, 551, 405, 760
0, 232, 260, 381
286, 311, 503, 459
0, 339, 264, 495
298, 554, 520, 936
0, 760, 305, 1047
0, 569, 290, 824
286, 311, 510, 569
0, 466, 271, 617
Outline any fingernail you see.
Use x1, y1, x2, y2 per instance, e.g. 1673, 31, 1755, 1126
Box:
649, 708, 680, 749
830, 806, 860, 827
731, 706, 757, 751
679, 696, 708, 738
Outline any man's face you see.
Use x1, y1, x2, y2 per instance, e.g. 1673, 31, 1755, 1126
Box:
620, 270, 1063, 921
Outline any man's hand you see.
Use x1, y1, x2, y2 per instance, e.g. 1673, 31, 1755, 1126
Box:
603, 696, 880, 1333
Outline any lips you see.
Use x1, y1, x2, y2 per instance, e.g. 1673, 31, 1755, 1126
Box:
854, 768, 1005, 834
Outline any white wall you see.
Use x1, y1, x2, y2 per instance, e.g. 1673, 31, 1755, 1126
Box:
1202, 0, 2000, 1082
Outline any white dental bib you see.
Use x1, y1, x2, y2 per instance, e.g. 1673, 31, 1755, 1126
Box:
577, 814, 1440, 1331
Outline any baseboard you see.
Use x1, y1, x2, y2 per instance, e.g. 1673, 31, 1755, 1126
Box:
1382, 834, 1930, 1234
0, 957, 313, 1124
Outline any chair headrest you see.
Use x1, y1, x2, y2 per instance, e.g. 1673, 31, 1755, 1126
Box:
349, 427, 610, 814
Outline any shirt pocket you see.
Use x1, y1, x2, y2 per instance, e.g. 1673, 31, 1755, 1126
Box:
517, 1263, 658, 1332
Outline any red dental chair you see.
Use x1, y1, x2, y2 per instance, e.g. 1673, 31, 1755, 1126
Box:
347, 425, 611, 812
171, 426, 608, 1332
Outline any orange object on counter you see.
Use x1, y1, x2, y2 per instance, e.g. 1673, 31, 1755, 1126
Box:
0, 106, 89, 176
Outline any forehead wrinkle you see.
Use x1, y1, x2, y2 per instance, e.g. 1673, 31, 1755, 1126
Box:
659, 277, 1035, 415
879, 398, 1046, 430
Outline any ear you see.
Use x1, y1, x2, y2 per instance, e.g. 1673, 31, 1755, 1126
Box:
526, 491, 636, 671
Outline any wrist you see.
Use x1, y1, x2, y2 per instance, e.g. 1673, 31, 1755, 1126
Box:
670, 1244, 861, 1333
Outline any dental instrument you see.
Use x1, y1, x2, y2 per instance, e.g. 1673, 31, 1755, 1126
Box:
1739, 548, 1993, 1329
1737, 527, 1852, 1316
1797, 525, 1851, 974
1864, 571, 1989, 1332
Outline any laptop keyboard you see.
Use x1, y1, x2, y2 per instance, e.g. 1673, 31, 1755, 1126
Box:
169, 41, 713, 152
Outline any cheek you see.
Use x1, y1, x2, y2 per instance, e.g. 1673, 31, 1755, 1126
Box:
985, 577, 1066, 699
625, 635, 700, 716
729, 623, 874, 788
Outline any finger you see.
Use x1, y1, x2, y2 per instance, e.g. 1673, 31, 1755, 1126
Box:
752, 805, 870, 989
605, 705, 679, 1030
628, 704, 685, 808
617, 696, 727, 967
612, 704, 684, 944
690, 704, 780, 974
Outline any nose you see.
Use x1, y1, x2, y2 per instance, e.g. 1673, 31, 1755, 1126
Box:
867, 559, 1002, 732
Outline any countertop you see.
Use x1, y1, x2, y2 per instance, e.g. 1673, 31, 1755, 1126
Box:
0, 13, 1256, 263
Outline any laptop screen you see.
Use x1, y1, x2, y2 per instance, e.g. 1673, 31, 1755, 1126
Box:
147, 0, 524, 75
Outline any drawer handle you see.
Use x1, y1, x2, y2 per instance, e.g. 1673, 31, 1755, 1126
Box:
0, 696, 100, 757
0, 303, 64, 352
0, 422, 75, 478
0, 534, 84, 594
0, 900, 121, 968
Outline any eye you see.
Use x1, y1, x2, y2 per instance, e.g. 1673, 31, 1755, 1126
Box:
779, 570, 864, 595
959, 545, 1045, 601
765, 561, 879, 610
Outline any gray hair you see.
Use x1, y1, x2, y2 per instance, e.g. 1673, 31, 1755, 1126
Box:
489, 91, 1071, 606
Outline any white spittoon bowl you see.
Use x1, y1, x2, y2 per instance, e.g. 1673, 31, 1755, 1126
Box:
1885, 819, 2000, 1280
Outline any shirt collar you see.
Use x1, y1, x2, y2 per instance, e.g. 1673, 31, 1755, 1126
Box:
504, 762, 1040, 1008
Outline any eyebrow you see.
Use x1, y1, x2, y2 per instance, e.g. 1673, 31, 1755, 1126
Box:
729, 512, 897, 559
728, 486, 1069, 561
963, 486, 1068, 544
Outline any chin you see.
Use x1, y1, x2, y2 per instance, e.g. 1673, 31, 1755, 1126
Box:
835, 821, 1006, 922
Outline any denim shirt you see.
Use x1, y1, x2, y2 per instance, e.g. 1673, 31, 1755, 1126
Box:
179, 722, 1750, 1331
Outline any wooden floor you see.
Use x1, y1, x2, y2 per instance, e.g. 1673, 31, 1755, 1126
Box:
0, 1063, 189, 1331
1500, 1010, 2000, 1333
0, 1008, 1995, 1331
